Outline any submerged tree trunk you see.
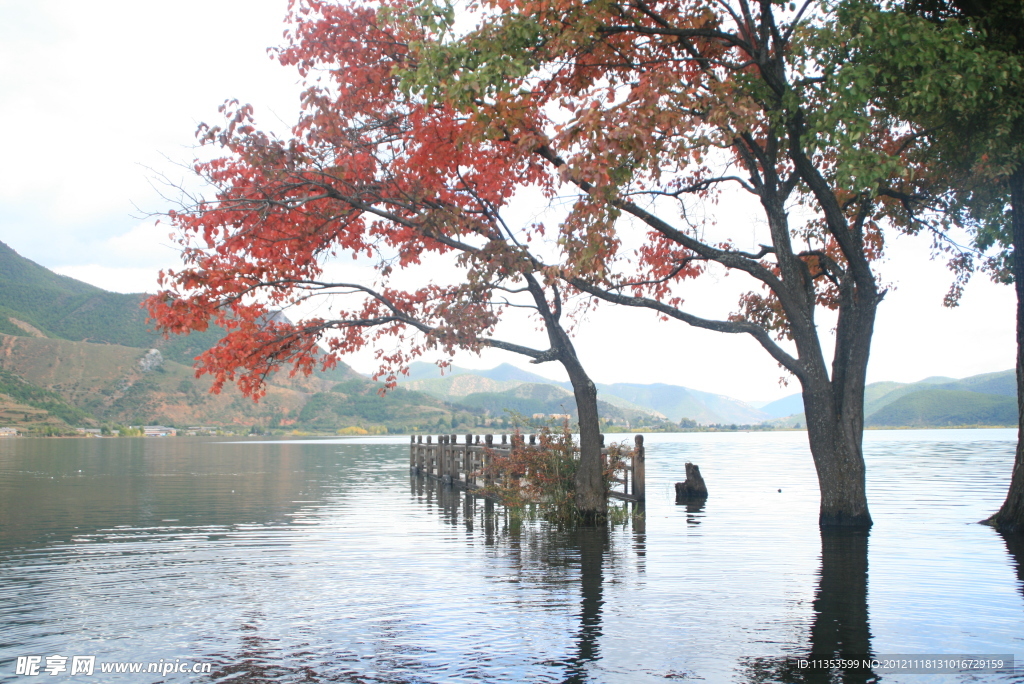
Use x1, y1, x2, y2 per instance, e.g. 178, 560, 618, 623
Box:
988, 167, 1024, 534
567, 363, 607, 522
803, 382, 873, 528
803, 267, 876, 529
767, 158, 876, 528
521, 274, 607, 522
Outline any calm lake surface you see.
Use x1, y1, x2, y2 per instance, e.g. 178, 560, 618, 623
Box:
1, 430, 1022, 683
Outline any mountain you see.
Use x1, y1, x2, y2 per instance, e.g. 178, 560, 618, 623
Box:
401, 361, 769, 425
5, 241, 1015, 431
866, 389, 1017, 428
594, 382, 767, 424
0, 241, 477, 432
0, 366, 90, 427
402, 361, 558, 385
448, 382, 664, 427
297, 380, 456, 430
758, 393, 805, 419
767, 369, 1017, 428
403, 373, 528, 399
0, 240, 225, 364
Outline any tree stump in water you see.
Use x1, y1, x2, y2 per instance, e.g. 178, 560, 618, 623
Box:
675, 462, 708, 502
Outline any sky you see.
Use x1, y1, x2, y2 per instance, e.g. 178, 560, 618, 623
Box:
0, 0, 1016, 404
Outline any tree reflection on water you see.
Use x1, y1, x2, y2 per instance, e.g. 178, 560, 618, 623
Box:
743, 529, 876, 683
1001, 530, 1024, 600
563, 525, 608, 683
408, 478, 644, 683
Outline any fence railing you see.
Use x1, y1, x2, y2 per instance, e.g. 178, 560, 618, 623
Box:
409, 433, 645, 502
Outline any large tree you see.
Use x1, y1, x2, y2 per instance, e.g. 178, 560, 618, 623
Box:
146, 5, 615, 518
835, 0, 1024, 532
393, 0, 967, 527
902, 1, 1024, 533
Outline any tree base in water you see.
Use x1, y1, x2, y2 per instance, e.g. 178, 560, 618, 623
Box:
818, 510, 873, 530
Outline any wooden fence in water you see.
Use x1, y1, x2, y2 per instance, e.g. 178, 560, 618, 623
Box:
409, 433, 645, 503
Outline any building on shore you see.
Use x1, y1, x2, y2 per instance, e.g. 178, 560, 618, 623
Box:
0, 427, 18, 438
142, 425, 177, 437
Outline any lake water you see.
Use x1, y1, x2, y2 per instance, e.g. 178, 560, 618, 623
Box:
1, 430, 1022, 683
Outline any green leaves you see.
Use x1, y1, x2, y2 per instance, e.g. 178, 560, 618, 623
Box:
399, 9, 544, 104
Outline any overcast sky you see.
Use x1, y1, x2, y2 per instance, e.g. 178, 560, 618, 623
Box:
0, 0, 1015, 403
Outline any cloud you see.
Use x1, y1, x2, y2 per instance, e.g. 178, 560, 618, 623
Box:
50, 264, 163, 295
45, 221, 184, 293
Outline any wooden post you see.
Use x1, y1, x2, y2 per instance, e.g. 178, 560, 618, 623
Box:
444, 435, 453, 477
425, 435, 432, 475
439, 435, 446, 482
442, 434, 449, 478
501, 434, 507, 446
529, 434, 536, 446
410, 435, 416, 472
476, 434, 492, 487
444, 436, 452, 483
633, 434, 645, 502
432, 435, 439, 476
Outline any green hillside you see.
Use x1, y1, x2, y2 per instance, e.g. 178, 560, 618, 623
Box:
0, 367, 92, 426
769, 370, 1018, 428
593, 382, 767, 424
934, 370, 1016, 396
0, 240, 227, 364
451, 382, 667, 427
402, 361, 767, 424
864, 370, 1016, 418
0, 332, 493, 431
456, 382, 577, 416
866, 389, 1017, 428
0, 242, 516, 432
298, 380, 455, 430
403, 374, 527, 399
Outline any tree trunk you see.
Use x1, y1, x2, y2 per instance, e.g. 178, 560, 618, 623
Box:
523, 274, 607, 522
567, 364, 607, 522
803, 381, 873, 528
795, 280, 876, 530
987, 166, 1024, 534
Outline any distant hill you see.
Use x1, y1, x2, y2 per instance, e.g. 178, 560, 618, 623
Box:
866, 389, 1017, 428
402, 361, 558, 385
0, 240, 226, 365
767, 369, 1017, 428
5, 240, 1015, 432
401, 361, 769, 424
595, 382, 767, 424
758, 392, 805, 419
0, 243, 479, 432
447, 382, 662, 427
403, 373, 528, 398
0, 366, 90, 426
298, 380, 454, 430
0, 332, 490, 432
